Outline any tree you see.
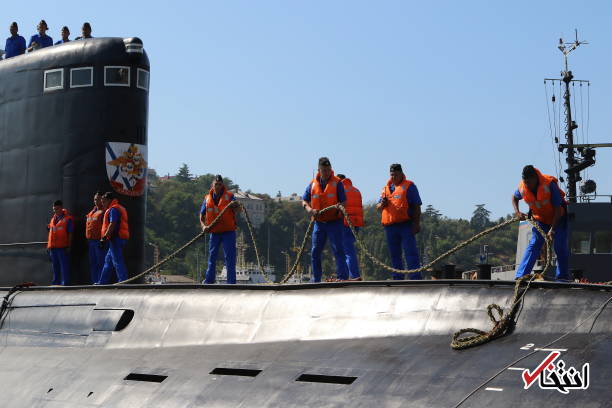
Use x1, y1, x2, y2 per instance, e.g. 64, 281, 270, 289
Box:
471, 204, 491, 230
175, 163, 192, 182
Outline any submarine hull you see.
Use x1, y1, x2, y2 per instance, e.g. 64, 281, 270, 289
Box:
0, 280, 609, 407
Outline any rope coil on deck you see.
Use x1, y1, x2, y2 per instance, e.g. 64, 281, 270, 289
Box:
450, 220, 552, 350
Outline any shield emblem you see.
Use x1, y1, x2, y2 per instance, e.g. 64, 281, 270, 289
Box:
105, 142, 148, 197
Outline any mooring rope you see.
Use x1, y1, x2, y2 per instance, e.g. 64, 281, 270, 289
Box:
281, 204, 548, 284
116, 202, 272, 284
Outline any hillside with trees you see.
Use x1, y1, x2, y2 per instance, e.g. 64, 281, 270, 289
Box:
145, 165, 518, 281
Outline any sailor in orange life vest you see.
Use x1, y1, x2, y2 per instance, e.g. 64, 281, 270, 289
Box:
85, 191, 106, 284
47, 200, 73, 285
513, 165, 570, 281
199, 175, 241, 284
337, 174, 363, 280
302, 157, 349, 282
377, 163, 423, 280
97, 192, 130, 284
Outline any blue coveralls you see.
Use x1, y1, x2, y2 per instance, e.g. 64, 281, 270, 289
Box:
88, 239, 106, 284
49, 215, 72, 286
200, 194, 237, 284
4, 35, 26, 58
98, 208, 128, 284
342, 226, 361, 279
514, 184, 570, 281
303, 178, 349, 282
28, 34, 53, 49
380, 183, 422, 280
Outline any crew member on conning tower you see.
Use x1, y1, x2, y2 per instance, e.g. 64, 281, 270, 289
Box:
200, 175, 241, 284
47, 200, 73, 286
377, 163, 422, 280
302, 157, 349, 282
4, 22, 26, 58
337, 174, 363, 280
512, 165, 570, 281
27, 20, 53, 52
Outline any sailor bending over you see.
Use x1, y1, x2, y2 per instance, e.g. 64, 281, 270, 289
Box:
512, 165, 570, 281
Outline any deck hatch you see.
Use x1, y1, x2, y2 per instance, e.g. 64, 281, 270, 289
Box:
124, 373, 167, 383
296, 374, 357, 385
209, 368, 262, 377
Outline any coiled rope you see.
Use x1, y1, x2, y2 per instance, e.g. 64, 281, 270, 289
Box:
450, 219, 552, 350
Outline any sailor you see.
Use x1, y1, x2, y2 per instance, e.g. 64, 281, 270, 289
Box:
54, 26, 70, 45
512, 165, 570, 281
27, 20, 53, 52
85, 192, 105, 284
337, 174, 363, 280
302, 157, 349, 282
4, 22, 26, 58
97, 192, 130, 284
377, 163, 422, 280
200, 175, 241, 284
47, 200, 73, 286
75, 22, 93, 40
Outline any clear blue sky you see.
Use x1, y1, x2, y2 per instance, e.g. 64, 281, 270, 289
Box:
6, 1, 612, 219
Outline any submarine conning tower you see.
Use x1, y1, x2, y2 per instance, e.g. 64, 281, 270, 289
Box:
0, 37, 150, 286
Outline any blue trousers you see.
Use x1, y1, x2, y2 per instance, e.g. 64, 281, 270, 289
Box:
515, 219, 569, 281
205, 230, 237, 284
384, 222, 422, 280
311, 220, 348, 282
98, 238, 128, 284
88, 240, 106, 284
342, 226, 361, 279
49, 248, 70, 285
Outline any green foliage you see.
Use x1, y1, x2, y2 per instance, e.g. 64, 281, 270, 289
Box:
145, 169, 518, 281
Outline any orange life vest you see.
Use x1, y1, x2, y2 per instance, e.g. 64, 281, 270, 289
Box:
102, 199, 130, 240
341, 178, 364, 227
85, 207, 104, 240
518, 168, 566, 225
310, 172, 342, 222
381, 177, 414, 226
204, 187, 237, 233
47, 209, 72, 249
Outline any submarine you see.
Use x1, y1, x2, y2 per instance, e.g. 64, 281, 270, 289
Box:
0, 36, 610, 408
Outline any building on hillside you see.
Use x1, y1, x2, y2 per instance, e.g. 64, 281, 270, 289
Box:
277, 193, 302, 203
233, 190, 266, 228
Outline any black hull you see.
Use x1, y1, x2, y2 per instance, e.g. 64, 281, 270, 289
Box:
0, 280, 609, 407
0, 38, 149, 285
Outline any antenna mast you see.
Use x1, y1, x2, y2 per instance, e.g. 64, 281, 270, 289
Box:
557, 30, 587, 203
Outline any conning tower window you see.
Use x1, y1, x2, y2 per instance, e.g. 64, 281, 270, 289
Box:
44, 69, 64, 92
70, 67, 93, 88
104, 66, 130, 87
137, 68, 149, 91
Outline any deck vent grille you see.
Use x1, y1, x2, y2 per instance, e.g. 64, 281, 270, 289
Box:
124, 373, 167, 383
296, 374, 357, 385
209, 368, 262, 377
